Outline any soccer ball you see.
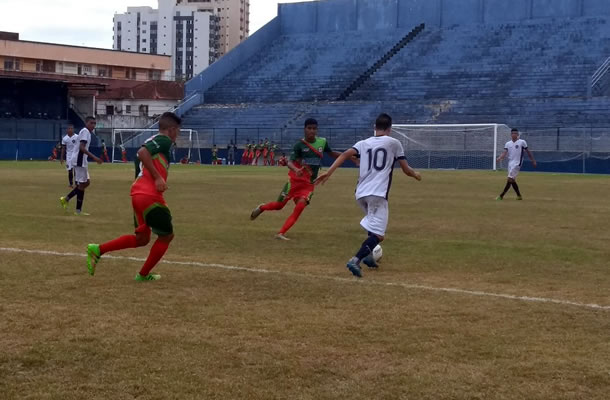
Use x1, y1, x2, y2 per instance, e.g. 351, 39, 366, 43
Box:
372, 245, 383, 262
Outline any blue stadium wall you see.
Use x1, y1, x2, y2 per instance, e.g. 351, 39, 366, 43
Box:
185, 0, 610, 97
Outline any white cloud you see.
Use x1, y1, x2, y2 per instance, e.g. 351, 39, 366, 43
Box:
0, 0, 318, 48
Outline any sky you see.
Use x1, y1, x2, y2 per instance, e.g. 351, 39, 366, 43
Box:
0, 0, 316, 49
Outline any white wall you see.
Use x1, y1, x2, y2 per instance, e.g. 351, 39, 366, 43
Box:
194, 11, 212, 76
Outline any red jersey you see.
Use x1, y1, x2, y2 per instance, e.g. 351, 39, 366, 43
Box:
131, 134, 172, 202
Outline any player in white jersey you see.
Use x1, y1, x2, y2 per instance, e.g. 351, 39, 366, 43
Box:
315, 113, 421, 278
496, 128, 536, 200
59, 117, 102, 215
60, 125, 79, 188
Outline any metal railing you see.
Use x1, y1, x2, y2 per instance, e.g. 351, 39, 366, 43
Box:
590, 56, 610, 96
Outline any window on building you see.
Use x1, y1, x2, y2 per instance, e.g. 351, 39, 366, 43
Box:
126, 105, 132, 114
142, 48, 147, 52
3, 58, 20, 71
106, 105, 115, 115
98, 66, 108, 77
139, 105, 149, 117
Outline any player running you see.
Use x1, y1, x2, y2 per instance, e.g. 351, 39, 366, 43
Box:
59, 117, 102, 215
60, 125, 78, 188
269, 143, 278, 166
101, 139, 110, 163
250, 118, 348, 240
85, 112, 181, 281
315, 113, 421, 278
496, 128, 536, 200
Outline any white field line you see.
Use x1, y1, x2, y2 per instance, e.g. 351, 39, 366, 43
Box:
1, 247, 608, 312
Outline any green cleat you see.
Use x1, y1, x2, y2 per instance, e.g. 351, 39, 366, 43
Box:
74, 211, 90, 216
59, 197, 68, 211
135, 273, 161, 281
516, 196, 523, 201
496, 196, 503, 201
86, 244, 100, 276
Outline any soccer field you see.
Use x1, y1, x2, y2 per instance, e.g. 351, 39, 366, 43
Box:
1, 162, 609, 399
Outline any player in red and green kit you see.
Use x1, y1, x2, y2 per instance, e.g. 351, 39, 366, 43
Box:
85, 112, 181, 281
250, 118, 351, 240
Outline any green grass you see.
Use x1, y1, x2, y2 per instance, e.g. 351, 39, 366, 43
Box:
0, 161, 609, 399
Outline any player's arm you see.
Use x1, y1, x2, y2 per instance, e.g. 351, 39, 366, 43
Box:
496, 149, 508, 162
526, 148, 537, 168
137, 146, 167, 193
80, 140, 102, 164
314, 148, 358, 185
398, 159, 421, 181
60, 145, 66, 165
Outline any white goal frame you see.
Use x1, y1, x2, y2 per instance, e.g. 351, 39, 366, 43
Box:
111, 128, 201, 164
392, 123, 510, 171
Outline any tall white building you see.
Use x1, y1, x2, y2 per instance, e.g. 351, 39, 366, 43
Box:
114, 0, 236, 80
176, 0, 250, 57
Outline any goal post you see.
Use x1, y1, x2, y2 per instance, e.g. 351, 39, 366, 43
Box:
391, 124, 512, 170
111, 128, 201, 164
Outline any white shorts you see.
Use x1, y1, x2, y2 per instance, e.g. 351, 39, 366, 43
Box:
508, 165, 521, 179
74, 166, 90, 183
65, 162, 75, 171
357, 195, 389, 237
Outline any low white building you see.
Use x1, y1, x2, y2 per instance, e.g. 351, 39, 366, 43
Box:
95, 80, 184, 129
113, 0, 223, 80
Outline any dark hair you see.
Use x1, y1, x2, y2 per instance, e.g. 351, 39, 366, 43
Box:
85, 116, 96, 123
159, 112, 182, 130
375, 113, 392, 131
511, 128, 519, 133
304, 118, 318, 127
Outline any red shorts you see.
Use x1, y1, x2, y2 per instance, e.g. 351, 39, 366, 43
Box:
132, 195, 173, 236
278, 179, 314, 204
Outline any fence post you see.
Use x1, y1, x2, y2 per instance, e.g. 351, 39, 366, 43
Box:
582, 128, 586, 174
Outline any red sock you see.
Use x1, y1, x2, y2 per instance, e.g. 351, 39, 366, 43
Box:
279, 202, 307, 234
261, 201, 287, 211
99, 235, 138, 255
139, 239, 170, 276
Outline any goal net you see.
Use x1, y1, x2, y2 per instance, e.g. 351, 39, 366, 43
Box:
111, 128, 201, 164
391, 124, 512, 170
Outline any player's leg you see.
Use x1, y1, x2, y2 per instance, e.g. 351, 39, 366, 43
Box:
276, 198, 308, 240
251, 182, 291, 220
75, 171, 90, 215
136, 204, 174, 281
68, 167, 74, 188
86, 196, 153, 276
510, 167, 523, 199
276, 183, 314, 239
511, 179, 522, 199
497, 178, 512, 200
347, 196, 388, 278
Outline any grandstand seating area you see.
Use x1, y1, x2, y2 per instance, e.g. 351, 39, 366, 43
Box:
182, 15, 610, 149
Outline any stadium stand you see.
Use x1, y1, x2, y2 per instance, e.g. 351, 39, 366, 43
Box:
175, 0, 610, 173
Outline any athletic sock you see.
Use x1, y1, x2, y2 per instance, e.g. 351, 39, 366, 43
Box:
261, 201, 287, 211
68, 170, 74, 186
100, 235, 139, 255
66, 187, 79, 201
139, 239, 170, 276
500, 182, 511, 198
75, 189, 85, 211
279, 201, 307, 234
511, 182, 522, 197
354, 234, 380, 263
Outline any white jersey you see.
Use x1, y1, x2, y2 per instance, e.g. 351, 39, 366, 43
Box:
352, 135, 406, 200
75, 128, 92, 167
504, 139, 528, 168
62, 134, 79, 167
